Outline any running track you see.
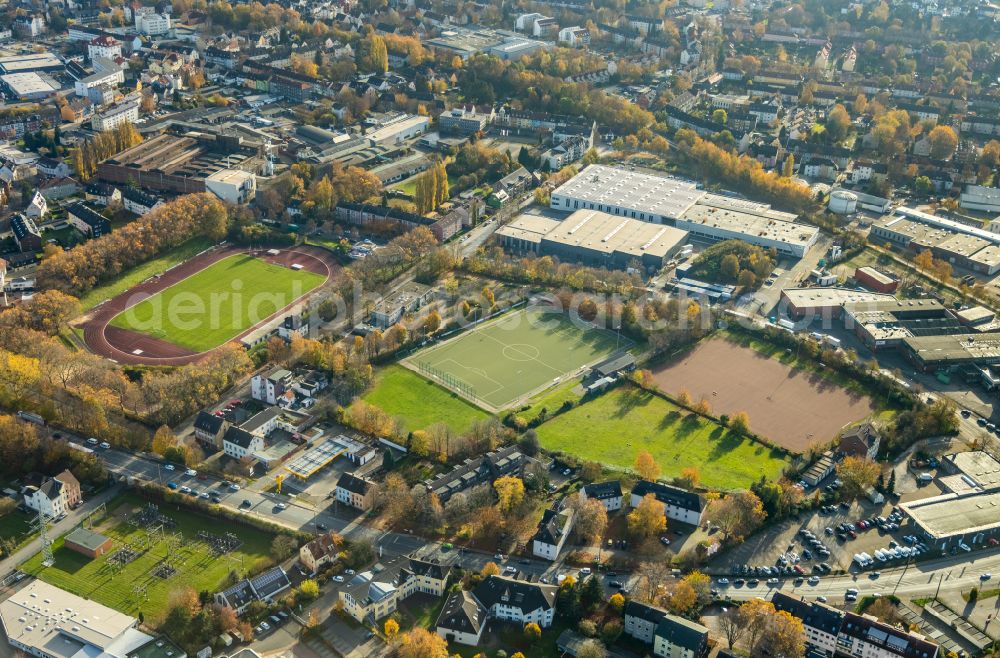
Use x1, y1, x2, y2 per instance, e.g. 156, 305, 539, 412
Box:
78, 245, 339, 366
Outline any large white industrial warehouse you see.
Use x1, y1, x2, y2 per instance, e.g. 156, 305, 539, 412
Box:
548, 164, 820, 257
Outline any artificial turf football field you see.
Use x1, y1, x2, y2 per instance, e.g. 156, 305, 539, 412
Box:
109, 254, 325, 352
404, 307, 629, 410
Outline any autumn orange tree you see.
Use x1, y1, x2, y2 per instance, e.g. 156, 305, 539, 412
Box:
494, 475, 526, 515
627, 493, 666, 540
634, 450, 660, 481
705, 490, 766, 541
37, 194, 229, 296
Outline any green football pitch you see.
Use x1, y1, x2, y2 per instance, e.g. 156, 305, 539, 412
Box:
405, 307, 629, 410
109, 254, 326, 352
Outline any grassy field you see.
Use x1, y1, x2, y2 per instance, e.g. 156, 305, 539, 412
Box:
535, 386, 791, 489
363, 365, 489, 434
22, 494, 275, 621
404, 308, 627, 410
109, 254, 325, 352
518, 379, 583, 423
79, 237, 214, 311
0, 509, 34, 549
391, 178, 417, 196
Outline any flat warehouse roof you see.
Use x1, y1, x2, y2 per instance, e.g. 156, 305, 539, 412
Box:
782, 287, 896, 308
497, 215, 560, 244
678, 204, 819, 248
1, 72, 58, 96
551, 164, 705, 220
903, 333, 1000, 364
542, 209, 688, 259
902, 489, 1000, 538
946, 451, 1000, 489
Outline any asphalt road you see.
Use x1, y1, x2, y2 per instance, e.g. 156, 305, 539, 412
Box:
715, 545, 1000, 603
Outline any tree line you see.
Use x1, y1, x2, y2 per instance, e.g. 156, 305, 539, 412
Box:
671, 129, 819, 215
413, 160, 448, 214
37, 193, 229, 296
72, 123, 144, 182
459, 54, 654, 135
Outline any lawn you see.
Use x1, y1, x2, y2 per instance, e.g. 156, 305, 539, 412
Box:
0, 509, 35, 550
78, 237, 214, 311
518, 379, 583, 423
22, 494, 275, 621
535, 385, 791, 490
363, 365, 489, 434
391, 178, 417, 196
109, 253, 325, 352
403, 307, 628, 410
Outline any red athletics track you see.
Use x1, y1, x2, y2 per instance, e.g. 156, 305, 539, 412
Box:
78, 245, 338, 366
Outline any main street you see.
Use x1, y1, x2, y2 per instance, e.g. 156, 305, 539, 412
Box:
716, 546, 1000, 603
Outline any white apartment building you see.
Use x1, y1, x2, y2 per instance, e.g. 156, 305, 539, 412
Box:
92, 99, 138, 132
75, 69, 124, 97
558, 26, 590, 46
135, 12, 171, 35
88, 35, 121, 61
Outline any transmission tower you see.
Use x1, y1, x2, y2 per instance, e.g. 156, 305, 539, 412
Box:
85, 502, 107, 529
31, 509, 54, 567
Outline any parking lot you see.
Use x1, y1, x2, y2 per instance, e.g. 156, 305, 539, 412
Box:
713, 462, 949, 581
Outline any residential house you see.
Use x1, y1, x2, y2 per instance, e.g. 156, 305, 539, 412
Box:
92, 99, 139, 132
88, 35, 122, 60
422, 445, 526, 502
40, 178, 80, 201
85, 182, 121, 206
61, 97, 95, 122
436, 591, 486, 646
335, 473, 377, 511
472, 575, 558, 628
558, 26, 589, 47
771, 592, 843, 657
11, 214, 42, 253
802, 157, 838, 181
836, 612, 938, 658
624, 600, 668, 644
241, 407, 280, 438
65, 202, 111, 239
542, 135, 589, 170
748, 102, 780, 124
252, 368, 294, 405
339, 555, 451, 623
630, 481, 704, 525
47, 473, 80, 513
494, 166, 535, 201
215, 566, 291, 613
35, 157, 71, 178
580, 480, 623, 511
532, 506, 575, 560
299, 533, 340, 574
14, 15, 46, 38
653, 615, 709, 658
25, 191, 47, 219
23, 478, 67, 518
122, 187, 163, 215
222, 426, 263, 460
193, 411, 229, 448
839, 423, 880, 460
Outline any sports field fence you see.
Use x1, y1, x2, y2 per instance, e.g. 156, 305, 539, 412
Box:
415, 361, 479, 402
